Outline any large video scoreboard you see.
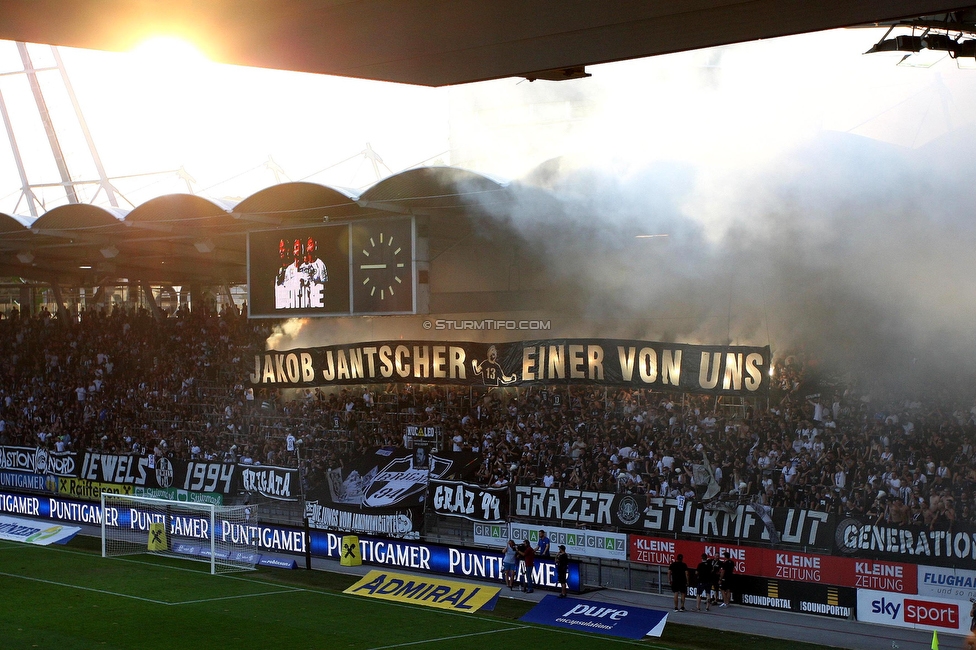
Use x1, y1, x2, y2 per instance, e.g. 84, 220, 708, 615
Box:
247, 216, 415, 318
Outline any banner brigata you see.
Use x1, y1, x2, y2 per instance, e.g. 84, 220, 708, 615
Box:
238, 465, 298, 501
344, 570, 500, 612
248, 339, 771, 395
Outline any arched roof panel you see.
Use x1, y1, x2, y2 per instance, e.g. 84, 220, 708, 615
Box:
31, 204, 124, 232
125, 194, 233, 228
360, 167, 514, 216
0, 212, 31, 235
233, 182, 370, 225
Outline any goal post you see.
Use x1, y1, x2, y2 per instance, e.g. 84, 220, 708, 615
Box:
101, 493, 256, 574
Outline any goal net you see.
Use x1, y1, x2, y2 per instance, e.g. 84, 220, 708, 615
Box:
101, 493, 257, 574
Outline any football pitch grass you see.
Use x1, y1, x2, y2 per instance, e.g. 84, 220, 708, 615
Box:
0, 536, 838, 650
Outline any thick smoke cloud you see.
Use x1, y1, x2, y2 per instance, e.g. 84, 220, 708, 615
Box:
270, 30, 976, 393
497, 126, 976, 392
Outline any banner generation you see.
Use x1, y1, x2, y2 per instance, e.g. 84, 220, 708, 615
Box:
249, 339, 771, 395
834, 516, 976, 568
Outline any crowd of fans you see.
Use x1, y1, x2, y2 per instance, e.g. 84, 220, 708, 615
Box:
1, 305, 975, 532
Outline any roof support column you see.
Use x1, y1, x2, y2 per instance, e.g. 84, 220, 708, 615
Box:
140, 281, 164, 323
49, 281, 69, 322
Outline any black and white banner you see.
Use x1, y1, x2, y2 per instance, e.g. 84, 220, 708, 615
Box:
79, 453, 240, 494
512, 486, 835, 548
834, 517, 976, 569
428, 479, 508, 523
310, 447, 480, 510
239, 465, 299, 501
249, 339, 771, 396
304, 501, 420, 539
0, 446, 77, 477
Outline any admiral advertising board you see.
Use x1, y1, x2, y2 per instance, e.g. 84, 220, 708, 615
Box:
344, 570, 500, 613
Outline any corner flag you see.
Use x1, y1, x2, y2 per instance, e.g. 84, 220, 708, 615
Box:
931, 629, 938, 650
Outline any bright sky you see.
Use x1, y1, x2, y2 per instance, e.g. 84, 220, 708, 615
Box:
0, 28, 974, 221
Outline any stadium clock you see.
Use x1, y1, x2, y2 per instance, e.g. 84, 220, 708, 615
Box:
352, 218, 414, 313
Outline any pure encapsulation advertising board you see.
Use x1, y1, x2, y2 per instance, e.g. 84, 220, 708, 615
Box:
247, 217, 415, 317
520, 596, 668, 639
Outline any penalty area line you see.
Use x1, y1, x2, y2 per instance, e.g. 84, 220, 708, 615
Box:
0, 570, 171, 605
173, 588, 307, 605
366, 625, 530, 650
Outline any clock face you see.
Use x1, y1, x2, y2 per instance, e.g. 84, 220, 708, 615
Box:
352, 219, 413, 313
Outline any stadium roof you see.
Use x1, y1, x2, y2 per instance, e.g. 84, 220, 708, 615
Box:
0, 168, 519, 287
0, 1, 973, 86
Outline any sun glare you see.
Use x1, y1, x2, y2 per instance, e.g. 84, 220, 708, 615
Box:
131, 36, 208, 68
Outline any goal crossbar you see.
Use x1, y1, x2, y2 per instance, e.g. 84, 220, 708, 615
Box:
101, 493, 256, 574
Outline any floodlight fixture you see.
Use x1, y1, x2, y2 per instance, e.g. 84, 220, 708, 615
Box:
954, 39, 976, 68
865, 34, 923, 55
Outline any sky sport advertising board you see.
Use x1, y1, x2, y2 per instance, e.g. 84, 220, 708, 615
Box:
857, 589, 969, 636
247, 217, 416, 318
